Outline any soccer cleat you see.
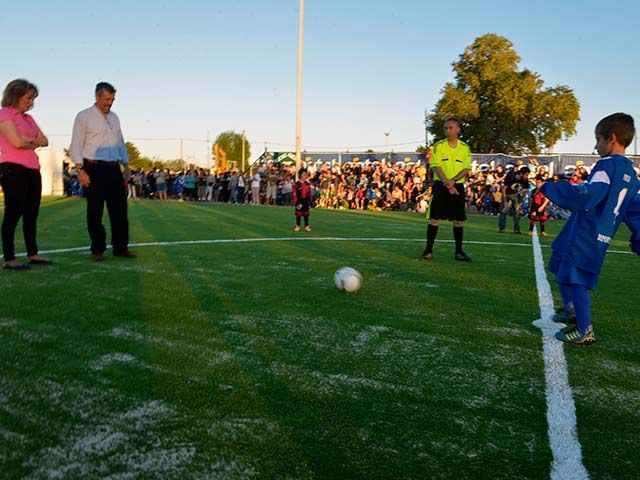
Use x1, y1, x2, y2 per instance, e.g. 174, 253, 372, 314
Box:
555, 326, 595, 345
293, 225, 301, 232
527, 231, 533, 236
541, 231, 548, 237
418, 251, 433, 261
454, 251, 472, 262
304, 225, 311, 232
551, 307, 576, 324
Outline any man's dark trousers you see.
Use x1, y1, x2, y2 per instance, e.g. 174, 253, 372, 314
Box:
84, 161, 129, 255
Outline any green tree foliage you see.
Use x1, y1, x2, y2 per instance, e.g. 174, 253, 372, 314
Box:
427, 33, 580, 154
125, 142, 176, 171
214, 131, 251, 169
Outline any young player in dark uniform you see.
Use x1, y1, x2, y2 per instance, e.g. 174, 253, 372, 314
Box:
419, 117, 472, 261
528, 175, 550, 236
293, 168, 312, 232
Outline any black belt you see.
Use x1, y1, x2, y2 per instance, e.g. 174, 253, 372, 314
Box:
84, 159, 121, 167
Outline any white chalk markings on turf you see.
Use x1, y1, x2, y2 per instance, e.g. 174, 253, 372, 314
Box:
530, 228, 589, 480
11, 236, 634, 257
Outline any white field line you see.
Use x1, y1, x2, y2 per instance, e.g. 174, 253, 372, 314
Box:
10, 236, 635, 257
530, 228, 589, 480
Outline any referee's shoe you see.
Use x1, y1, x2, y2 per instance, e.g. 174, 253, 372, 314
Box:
454, 250, 472, 262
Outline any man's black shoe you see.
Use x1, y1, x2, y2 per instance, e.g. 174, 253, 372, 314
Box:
454, 251, 472, 262
92, 253, 105, 262
418, 251, 433, 261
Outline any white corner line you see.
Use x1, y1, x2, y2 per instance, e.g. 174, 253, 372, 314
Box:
531, 228, 589, 480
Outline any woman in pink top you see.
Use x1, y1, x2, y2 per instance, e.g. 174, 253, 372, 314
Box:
0, 79, 51, 270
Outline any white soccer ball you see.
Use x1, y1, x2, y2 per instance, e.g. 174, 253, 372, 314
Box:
334, 267, 363, 293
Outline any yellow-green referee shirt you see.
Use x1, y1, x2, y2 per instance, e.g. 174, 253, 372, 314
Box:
430, 139, 471, 183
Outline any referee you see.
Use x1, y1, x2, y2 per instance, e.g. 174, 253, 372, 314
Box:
419, 117, 472, 262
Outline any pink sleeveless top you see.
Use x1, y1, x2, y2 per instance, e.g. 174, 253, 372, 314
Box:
0, 107, 40, 170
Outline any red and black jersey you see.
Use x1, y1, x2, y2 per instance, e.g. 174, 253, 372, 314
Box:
293, 181, 312, 217
529, 189, 548, 221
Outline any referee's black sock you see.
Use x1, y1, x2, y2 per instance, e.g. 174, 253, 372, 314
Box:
425, 224, 438, 253
453, 226, 463, 253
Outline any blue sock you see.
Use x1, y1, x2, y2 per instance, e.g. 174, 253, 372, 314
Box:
558, 283, 575, 314
568, 283, 591, 334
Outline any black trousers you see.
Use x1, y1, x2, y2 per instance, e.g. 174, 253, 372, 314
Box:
0, 162, 42, 261
83, 161, 129, 255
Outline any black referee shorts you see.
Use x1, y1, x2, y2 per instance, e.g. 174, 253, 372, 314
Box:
428, 180, 467, 221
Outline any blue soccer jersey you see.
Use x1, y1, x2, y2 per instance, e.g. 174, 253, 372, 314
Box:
541, 154, 640, 288
624, 189, 640, 254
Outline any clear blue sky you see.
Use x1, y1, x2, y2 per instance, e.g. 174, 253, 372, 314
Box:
2, 0, 639, 164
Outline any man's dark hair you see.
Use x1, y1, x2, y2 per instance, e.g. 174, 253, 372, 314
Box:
444, 117, 461, 127
298, 168, 307, 177
518, 166, 531, 175
595, 113, 635, 148
535, 174, 545, 182
2, 79, 38, 108
95, 82, 116, 96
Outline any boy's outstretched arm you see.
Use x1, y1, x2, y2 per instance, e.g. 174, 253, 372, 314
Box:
624, 190, 640, 254
540, 165, 610, 211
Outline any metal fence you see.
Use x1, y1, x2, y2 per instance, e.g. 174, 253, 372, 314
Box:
253, 151, 640, 176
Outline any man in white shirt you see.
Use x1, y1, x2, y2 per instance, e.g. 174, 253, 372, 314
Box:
69, 82, 134, 261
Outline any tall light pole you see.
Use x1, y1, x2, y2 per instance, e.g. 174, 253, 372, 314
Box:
295, 0, 305, 178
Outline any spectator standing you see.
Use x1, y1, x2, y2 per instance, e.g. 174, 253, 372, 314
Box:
0, 79, 52, 270
69, 82, 135, 261
266, 167, 278, 205
281, 175, 293, 205
205, 170, 215, 201
229, 170, 239, 204
155, 168, 168, 200
237, 172, 246, 204
498, 166, 530, 233
251, 173, 261, 205
183, 170, 196, 201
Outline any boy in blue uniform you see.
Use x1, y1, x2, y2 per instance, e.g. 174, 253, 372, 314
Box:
541, 113, 640, 345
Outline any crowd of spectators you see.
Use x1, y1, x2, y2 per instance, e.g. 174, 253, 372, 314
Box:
63, 159, 594, 219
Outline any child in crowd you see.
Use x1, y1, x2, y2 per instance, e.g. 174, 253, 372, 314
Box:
528, 175, 550, 236
293, 168, 313, 232
541, 113, 640, 345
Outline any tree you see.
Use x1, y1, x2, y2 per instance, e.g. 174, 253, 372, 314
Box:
213, 131, 251, 171
427, 33, 580, 154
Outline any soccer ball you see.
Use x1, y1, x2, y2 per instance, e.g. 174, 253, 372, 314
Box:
334, 267, 363, 293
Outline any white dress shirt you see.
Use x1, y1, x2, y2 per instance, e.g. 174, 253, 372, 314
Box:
69, 105, 128, 167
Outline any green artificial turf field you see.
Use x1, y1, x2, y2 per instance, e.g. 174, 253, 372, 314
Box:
0, 198, 638, 479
